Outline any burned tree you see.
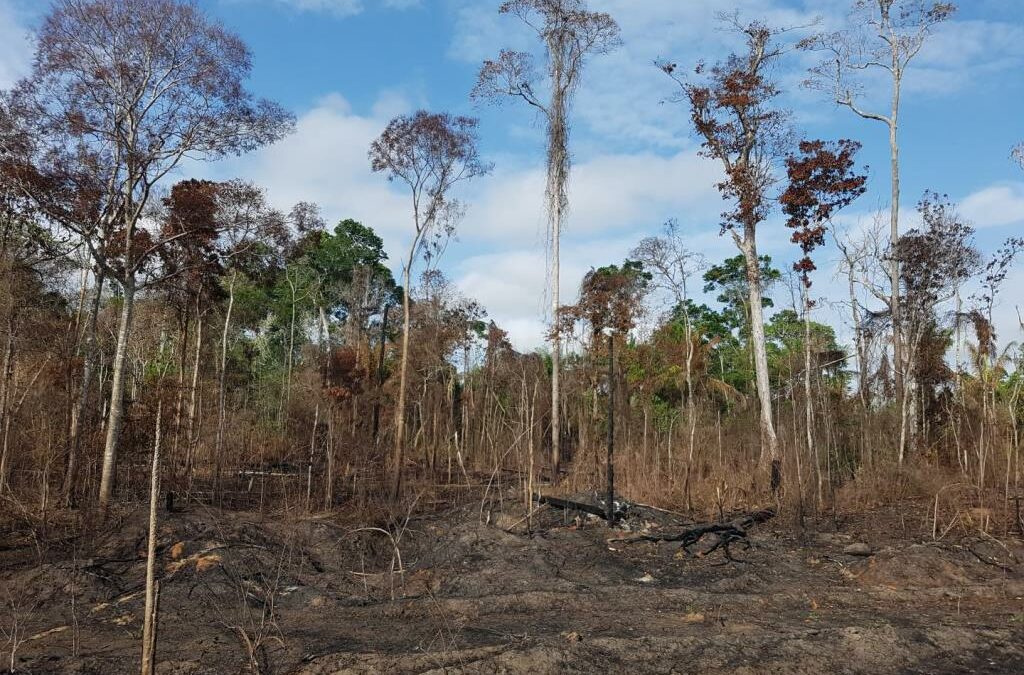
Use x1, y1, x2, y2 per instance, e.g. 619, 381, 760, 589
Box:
369, 111, 490, 500
3, 0, 293, 510
801, 0, 956, 461
632, 221, 706, 505
472, 0, 620, 475
781, 139, 867, 503
897, 193, 977, 464
660, 20, 790, 490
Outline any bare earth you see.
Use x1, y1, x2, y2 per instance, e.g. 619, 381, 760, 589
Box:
3, 497, 1024, 674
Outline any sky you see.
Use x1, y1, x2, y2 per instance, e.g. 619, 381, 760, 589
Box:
2, 0, 1024, 353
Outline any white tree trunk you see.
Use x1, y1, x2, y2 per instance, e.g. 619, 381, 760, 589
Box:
98, 277, 136, 510
739, 234, 780, 485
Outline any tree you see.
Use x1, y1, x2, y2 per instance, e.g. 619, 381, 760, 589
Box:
564, 260, 650, 345
632, 222, 706, 500
800, 0, 956, 461
369, 110, 490, 500
661, 19, 789, 489
898, 192, 977, 463
780, 138, 866, 504
703, 255, 781, 340
3, 0, 293, 510
472, 0, 620, 476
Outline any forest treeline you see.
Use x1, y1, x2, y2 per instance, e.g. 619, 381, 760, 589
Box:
0, 0, 1021, 526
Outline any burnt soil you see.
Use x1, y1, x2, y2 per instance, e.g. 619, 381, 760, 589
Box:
3, 495, 1024, 674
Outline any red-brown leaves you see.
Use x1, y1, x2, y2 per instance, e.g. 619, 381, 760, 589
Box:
663, 22, 788, 235
781, 139, 867, 284
322, 347, 365, 403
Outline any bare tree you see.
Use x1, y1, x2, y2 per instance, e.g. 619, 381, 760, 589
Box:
660, 19, 790, 489
3, 0, 293, 510
369, 111, 490, 500
631, 220, 706, 506
472, 0, 620, 475
801, 0, 956, 460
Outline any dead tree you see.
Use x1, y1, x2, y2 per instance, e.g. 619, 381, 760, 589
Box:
472, 0, 620, 475
369, 111, 490, 500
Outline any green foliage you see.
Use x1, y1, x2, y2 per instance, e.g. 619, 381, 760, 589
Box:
702, 254, 780, 331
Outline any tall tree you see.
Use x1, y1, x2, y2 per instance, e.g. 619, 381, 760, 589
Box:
369, 111, 490, 500
800, 0, 956, 461
661, 20, 789, 489
898, 192, 977, 464
472, 0, 620, 476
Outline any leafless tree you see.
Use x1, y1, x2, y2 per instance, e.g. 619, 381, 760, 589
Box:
631, 220, 705, 505
369, 111, 490, 500
472, 0, 620, 475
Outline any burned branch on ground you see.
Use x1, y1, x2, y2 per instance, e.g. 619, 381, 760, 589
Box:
608, 509, 776, 561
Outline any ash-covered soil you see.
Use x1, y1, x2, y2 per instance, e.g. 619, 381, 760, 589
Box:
3, 496, 1024, 674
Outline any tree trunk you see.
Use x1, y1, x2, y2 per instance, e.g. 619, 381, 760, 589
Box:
0, 318, 15, 493
141, 402, 162, 675
185, 314, 203, 480
888, 68, 905, 462
98, 276, 136, 511
739, 233, 780, 489
390, 261, 413, 500
63, 269, 105, 506
803, 283, 821, 507
372, 305, 389, 443
215, 271, 236, 475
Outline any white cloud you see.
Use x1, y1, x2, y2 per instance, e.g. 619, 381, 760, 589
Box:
196, 92, 414, 253
960, 183, 1024, 229
465, 150, 722, 246
454, 235, 641, 350
0, 1, 33, 90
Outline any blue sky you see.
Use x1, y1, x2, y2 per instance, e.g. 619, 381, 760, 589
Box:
2, 0, 1024, 350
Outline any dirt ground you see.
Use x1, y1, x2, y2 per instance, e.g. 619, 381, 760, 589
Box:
3, 493, 1024, 674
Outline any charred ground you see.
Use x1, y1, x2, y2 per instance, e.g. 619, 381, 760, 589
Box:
2, 493, 1024, 674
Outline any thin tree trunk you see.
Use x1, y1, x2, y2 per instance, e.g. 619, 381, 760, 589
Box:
141, 402, 162, 675
803, 284, 821, 507
888, 106, 904, 464
185, 314, 203, 479
0, 320, 15, 493
372, 305, 389, 443
390, 256, 415, 500
307, 402, 318, 512
215, 271, 236, 475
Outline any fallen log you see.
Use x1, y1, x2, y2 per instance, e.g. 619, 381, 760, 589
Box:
533, 494, 611, 520
608, 509, 775, 560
